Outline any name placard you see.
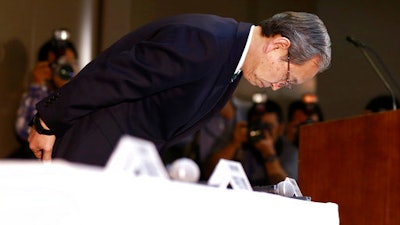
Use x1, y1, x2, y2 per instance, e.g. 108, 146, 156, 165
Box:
207, 159, 252, 191
105, 135, 169, 179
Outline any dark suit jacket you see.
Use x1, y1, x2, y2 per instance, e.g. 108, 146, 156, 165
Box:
37, 14, 252, 166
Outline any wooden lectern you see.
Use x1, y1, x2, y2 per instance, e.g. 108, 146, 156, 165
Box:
298, 110, 400, 225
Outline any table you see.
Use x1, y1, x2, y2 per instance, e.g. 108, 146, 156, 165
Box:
0, 160, 339, 225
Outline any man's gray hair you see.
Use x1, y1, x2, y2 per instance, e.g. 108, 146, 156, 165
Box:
259, 11, 331, 73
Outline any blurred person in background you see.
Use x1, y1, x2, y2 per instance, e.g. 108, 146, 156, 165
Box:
285, 93, 324, 147
363, 94, 399, 113
162, 98, 243, 181
11, 29, 78, 158
205, 99, 298, 186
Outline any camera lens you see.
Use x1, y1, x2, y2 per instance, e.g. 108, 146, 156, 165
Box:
248, 123, 264, 143
248, 122, 272, 143
58, 64, 74, 80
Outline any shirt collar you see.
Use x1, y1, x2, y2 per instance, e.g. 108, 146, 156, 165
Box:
234, 25, 255, 75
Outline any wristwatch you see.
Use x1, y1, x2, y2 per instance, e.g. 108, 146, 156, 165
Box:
31, 113, 55, 135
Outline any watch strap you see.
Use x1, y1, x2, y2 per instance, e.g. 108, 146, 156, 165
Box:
31, 114, 55, 135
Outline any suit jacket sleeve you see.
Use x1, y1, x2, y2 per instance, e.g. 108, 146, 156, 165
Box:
37, 24, 221, 136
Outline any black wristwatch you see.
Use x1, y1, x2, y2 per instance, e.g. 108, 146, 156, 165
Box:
31, 114, 55, 135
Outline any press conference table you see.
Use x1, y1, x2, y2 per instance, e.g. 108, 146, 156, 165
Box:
0, 160, 339, 225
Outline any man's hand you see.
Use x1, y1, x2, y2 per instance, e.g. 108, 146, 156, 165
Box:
231, 121, 248, 148
254, 131, 276, 158
32, 61, 52, 85
28, 126, 56, 161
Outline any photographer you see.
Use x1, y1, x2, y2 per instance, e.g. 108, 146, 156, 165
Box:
205, 99, 298, 186
12, 29, 78, 158
285, 94, 324, 147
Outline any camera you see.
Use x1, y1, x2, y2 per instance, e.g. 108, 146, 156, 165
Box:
247, 121, 272, 143
51, 56, 77, 80
50, 29, 77, 80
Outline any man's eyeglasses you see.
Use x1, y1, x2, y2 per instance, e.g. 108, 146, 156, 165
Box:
277, 54, 295, 89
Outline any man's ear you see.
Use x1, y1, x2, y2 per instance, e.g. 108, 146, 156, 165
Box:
273, 36, 291, 50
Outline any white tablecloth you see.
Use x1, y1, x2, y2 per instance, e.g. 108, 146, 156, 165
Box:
0, 160, 339, 225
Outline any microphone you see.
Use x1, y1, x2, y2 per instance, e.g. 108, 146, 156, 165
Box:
253, 177, 308, 199
276, 179, 295, 197
346, 36, 365, 47
346, 35, 399, 110
167, 158, 200, 183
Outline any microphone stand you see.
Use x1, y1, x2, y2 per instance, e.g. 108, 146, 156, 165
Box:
347, 36, 398, 110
